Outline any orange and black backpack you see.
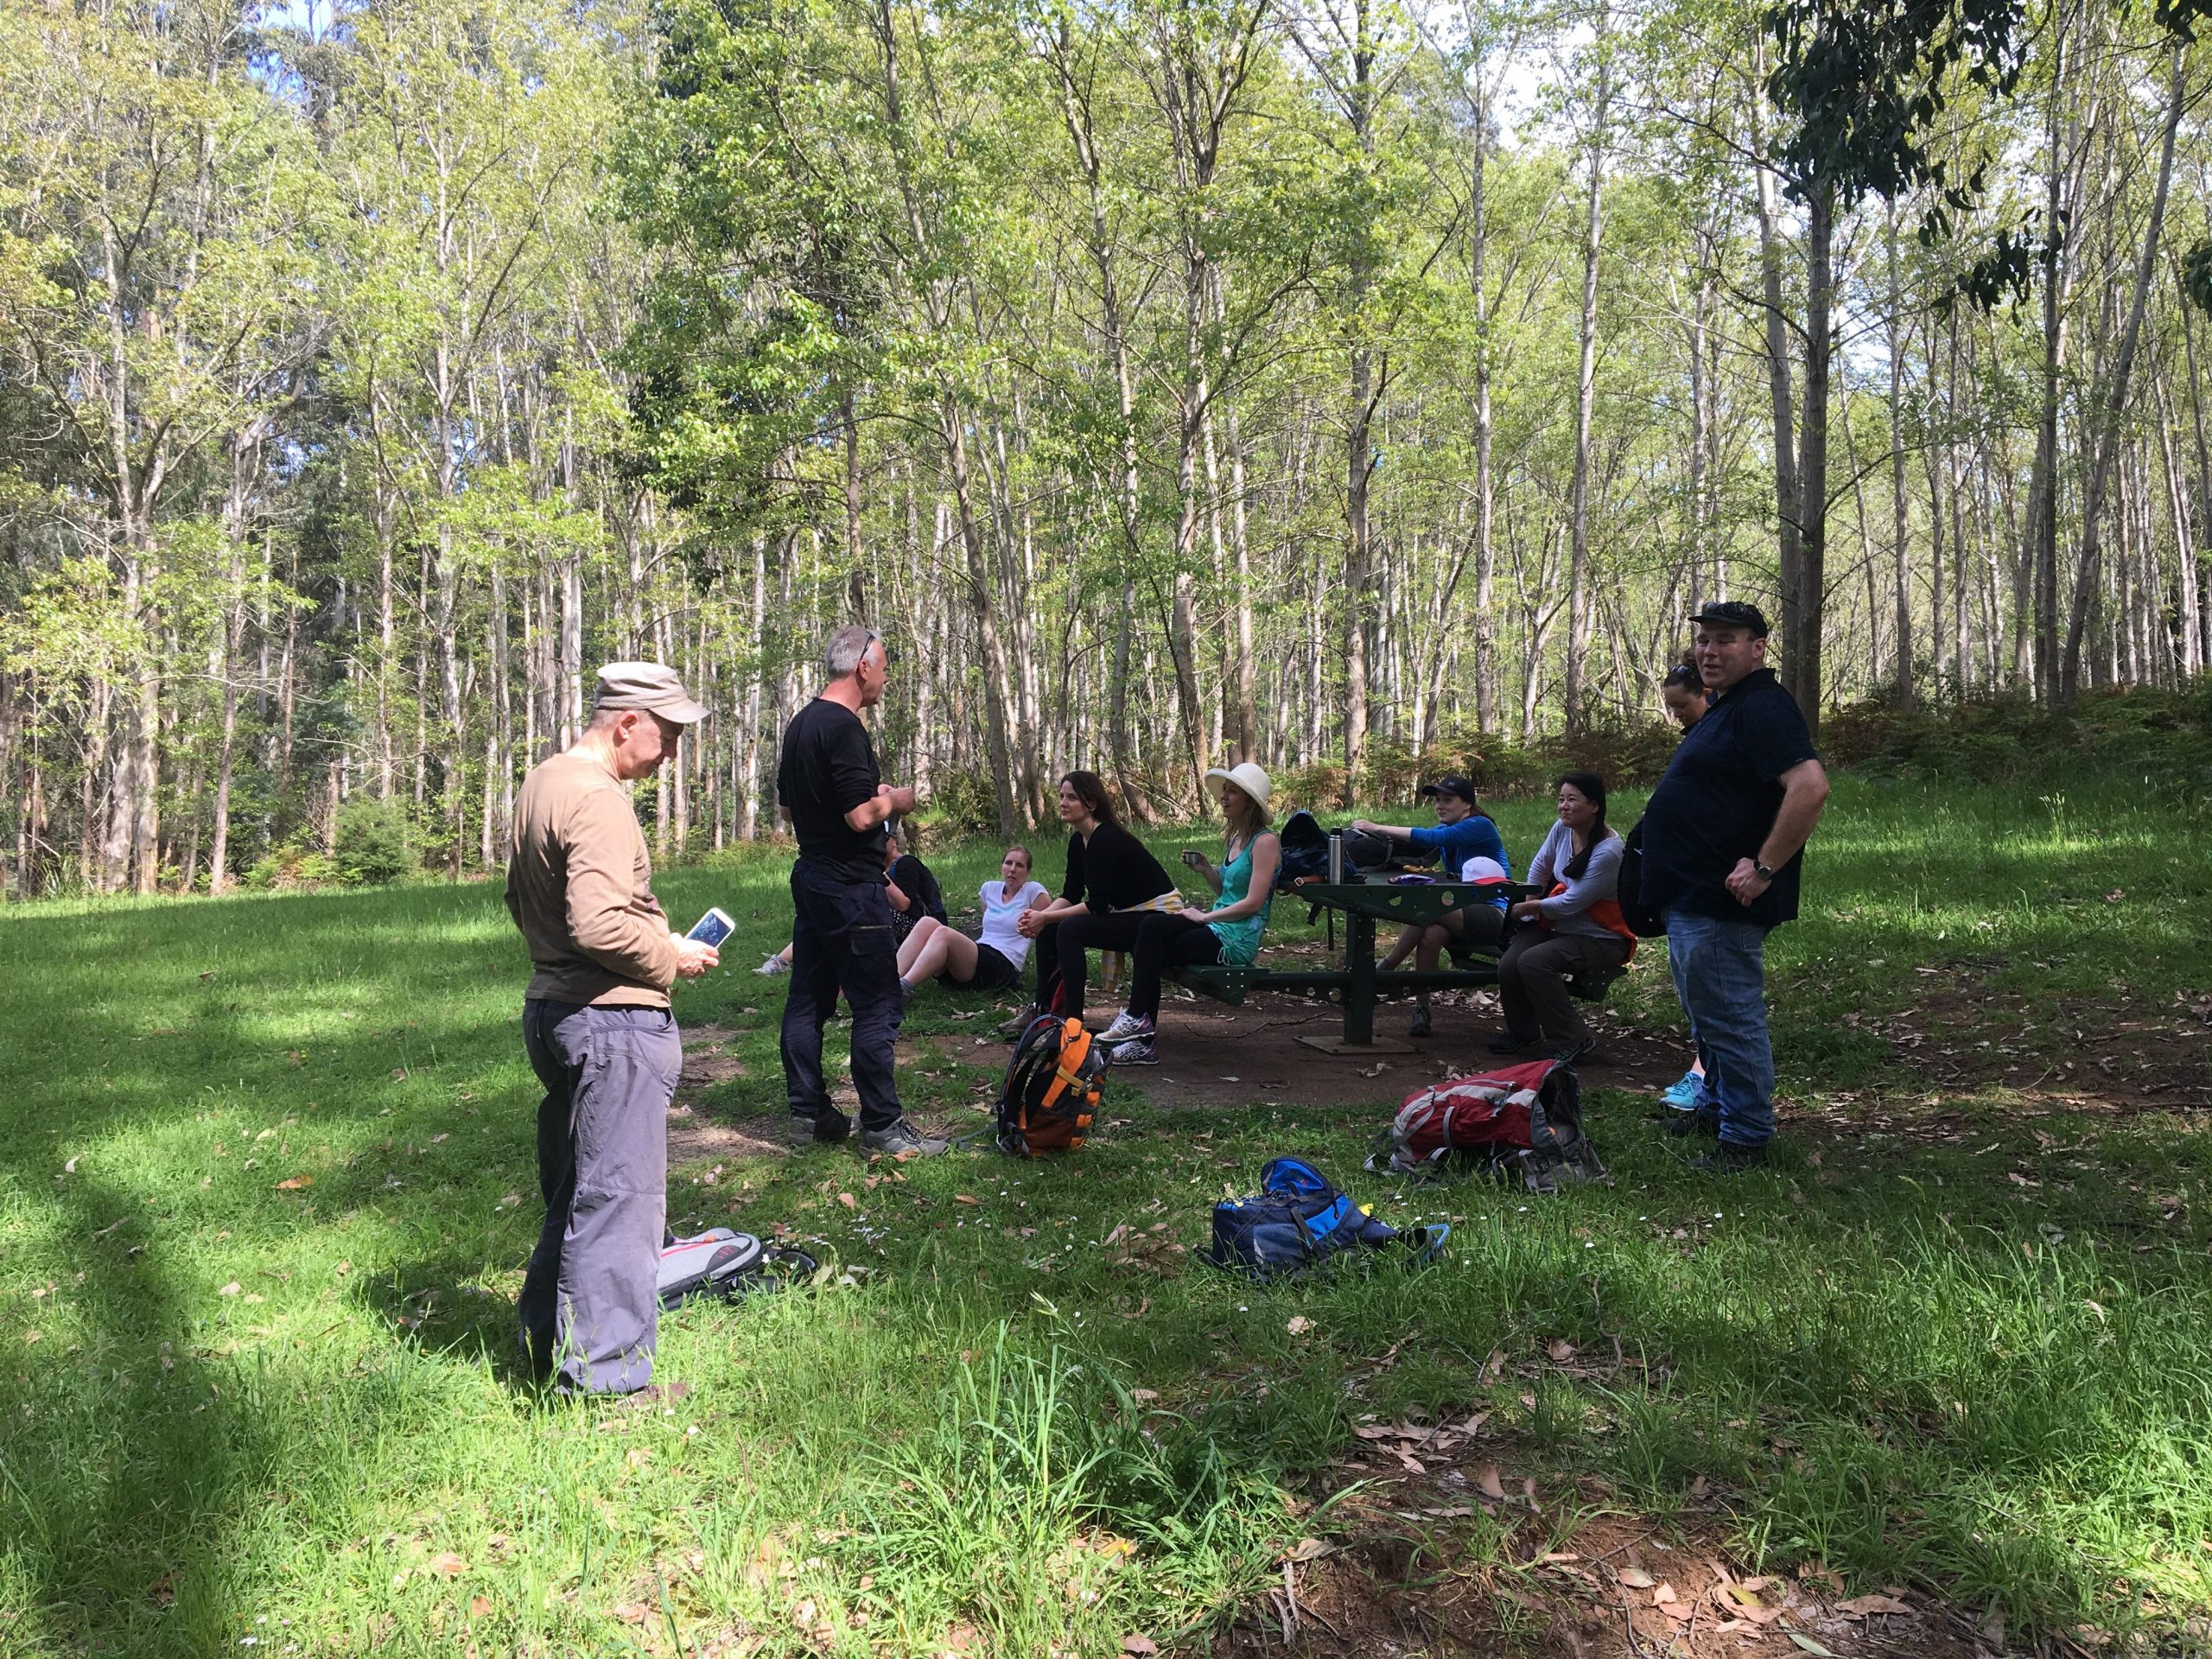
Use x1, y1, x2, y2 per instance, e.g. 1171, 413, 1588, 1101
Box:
995, 1014, 1106, 1156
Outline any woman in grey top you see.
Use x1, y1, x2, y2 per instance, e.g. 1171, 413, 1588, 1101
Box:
1488, 772, 1636, 1065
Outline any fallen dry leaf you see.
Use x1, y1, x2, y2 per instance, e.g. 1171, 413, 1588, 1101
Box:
953, 1193, 982, 1206
1617, 1566, 1656, 1589
837, 1192, 858, 1210
428, 1553, 466, 1578
468, 1595, 492, 1618
217, 1281, 241, 1297
274, 1175, 312, 1191
1286, 1315, 1313, 1336
1122, 1637, 1158, 1656
1283, 1537, 1331, 1563
1474, 1465, 1508, 1502
1547, 1338, 1576, 1363
1836, 1592, 1911, 1618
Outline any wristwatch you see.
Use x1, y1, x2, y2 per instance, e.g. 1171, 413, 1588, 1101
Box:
1752, 860, 1776, 881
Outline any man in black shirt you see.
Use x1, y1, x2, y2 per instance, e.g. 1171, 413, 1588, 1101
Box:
1639, 602, 1830, 1171
777, 626, 946, 1157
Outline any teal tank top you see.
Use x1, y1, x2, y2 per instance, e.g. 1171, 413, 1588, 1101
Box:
1207, 838, 1270, 966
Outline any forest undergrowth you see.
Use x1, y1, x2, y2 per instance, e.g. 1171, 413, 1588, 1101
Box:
1, 768, 2208, 1656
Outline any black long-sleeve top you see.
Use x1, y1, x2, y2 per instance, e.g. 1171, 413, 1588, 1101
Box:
1060, 823, 1177, 914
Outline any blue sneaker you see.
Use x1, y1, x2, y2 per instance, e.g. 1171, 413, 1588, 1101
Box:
1661, 1071, 1702, 1111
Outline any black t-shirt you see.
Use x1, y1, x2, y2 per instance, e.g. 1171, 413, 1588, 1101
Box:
1060, 822, 1176, 914
777, 698, 886, 884
1638, 667, 1818, 931
887, 854, 946, 938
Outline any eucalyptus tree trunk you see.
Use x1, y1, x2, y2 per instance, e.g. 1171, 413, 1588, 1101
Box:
1563, 29, 1607, 735
1886, 212, 1913, 710
2061, 45, 2185, 703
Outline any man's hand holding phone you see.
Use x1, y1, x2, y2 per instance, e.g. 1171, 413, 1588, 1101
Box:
670, 934, 720, 979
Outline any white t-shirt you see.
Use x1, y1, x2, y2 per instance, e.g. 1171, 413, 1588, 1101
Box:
977, 879, 1050, 965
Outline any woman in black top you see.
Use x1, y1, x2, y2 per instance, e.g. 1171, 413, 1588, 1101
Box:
1013, 770, 1179, 1027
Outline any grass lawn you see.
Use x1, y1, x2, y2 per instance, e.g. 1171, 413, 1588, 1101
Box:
2, 772, 2209, 1656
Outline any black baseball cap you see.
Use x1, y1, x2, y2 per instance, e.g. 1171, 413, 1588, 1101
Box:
1420, 775, 1478, 804
1688, 601, 1770, 638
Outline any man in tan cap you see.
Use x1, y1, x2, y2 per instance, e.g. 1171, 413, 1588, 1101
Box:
505, 661, 717, 1396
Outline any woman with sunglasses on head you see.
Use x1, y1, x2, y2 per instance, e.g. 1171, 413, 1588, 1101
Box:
1096, 764, 1281, 1065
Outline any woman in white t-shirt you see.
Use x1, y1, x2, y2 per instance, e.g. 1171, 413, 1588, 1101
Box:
896, 846, 1051, 995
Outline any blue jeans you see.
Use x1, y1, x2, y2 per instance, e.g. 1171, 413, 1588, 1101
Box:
1663, 907, 1776, 1147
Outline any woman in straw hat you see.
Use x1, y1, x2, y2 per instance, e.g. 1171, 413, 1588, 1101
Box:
1097, 762, 1281, 1066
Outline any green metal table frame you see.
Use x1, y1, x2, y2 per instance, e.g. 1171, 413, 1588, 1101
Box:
1294, 880, 1505, 1052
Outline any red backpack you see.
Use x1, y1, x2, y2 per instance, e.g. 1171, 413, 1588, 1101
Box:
1366, 1059, 1606, 1192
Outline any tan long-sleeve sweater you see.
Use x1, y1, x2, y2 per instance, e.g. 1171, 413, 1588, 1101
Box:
505, 749, 681, 1007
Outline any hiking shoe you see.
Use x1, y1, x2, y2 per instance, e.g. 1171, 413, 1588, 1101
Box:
756, 953, 791, 976
1110, 1036, 1160, 1066
794, 1108, 850, 1145
1544, 1037, 1596, 1067
1660, 1070, 1703, 1110
1666, 1106, 1719, 1139
1000, 1007, 1042, 1042
859, 1118, 949, 1158
1486, 1032, 1535, 1056
1097, 1011, 1151, 1044
1408, 1007, 1433, 1039
1692, 1141, 1770, 1175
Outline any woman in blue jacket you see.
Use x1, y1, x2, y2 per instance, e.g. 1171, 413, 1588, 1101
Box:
1351, 775, 1512, 1038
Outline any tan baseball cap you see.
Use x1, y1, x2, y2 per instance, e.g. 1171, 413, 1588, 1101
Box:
593, 661, 709, 725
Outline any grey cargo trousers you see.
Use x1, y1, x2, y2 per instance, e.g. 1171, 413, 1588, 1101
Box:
519, 1000, 681, 1395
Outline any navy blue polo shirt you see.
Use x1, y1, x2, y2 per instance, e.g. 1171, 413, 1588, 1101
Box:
1638, 666, 1818, 930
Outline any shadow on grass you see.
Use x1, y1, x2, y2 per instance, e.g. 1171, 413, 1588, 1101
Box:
0, 1168, 276, 1656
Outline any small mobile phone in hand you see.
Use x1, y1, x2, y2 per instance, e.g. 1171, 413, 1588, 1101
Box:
686, 906, 735, 949
1180, 849, 1205, 869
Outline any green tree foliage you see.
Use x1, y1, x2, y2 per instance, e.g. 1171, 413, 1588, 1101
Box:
2, 0, 2207, 893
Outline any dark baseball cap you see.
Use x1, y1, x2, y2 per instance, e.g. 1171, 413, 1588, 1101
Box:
1420, 775, 1478, 804
1688, 601, 1770, 638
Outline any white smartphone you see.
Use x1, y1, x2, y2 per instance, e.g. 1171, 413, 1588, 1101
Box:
686, 906, 735, 949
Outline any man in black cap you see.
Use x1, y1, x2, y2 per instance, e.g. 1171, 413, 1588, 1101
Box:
506, 661, 718, 1396
777, 625, 946, 1157
1637, 602, 1829, 1171
1351, 777, 1513, 1038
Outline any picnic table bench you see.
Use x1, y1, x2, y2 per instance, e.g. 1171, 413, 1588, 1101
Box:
1166, 877, 1531, 1053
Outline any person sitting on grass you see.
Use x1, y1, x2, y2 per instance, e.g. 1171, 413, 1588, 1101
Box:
1493, 772, 1634, 1066
1350, 775, 1513, 1038
1012, 771, 1181, 1032
1097, 763, 1281, 1066
896, 845, 1050, 997
757, 823, 943, 976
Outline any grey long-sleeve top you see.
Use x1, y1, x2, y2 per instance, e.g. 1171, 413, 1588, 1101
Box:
1524, 820, 1625, 942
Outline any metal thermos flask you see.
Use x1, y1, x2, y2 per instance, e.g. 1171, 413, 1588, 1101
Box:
1327, 831, 1344, 884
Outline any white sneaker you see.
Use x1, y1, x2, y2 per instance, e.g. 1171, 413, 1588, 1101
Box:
756, 954, 791, 976
1097, 1011, 1151, 1043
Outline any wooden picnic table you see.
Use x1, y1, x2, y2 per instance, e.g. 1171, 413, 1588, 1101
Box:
1296, 877, 1508, 1052
1164, 875, 1516, 1053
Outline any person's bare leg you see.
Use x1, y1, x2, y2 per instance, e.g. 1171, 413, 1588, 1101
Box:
937, 930, 981, 982
1378, 922, 1424, 971
896, 917, 944, 981
899, 925, 956, 990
